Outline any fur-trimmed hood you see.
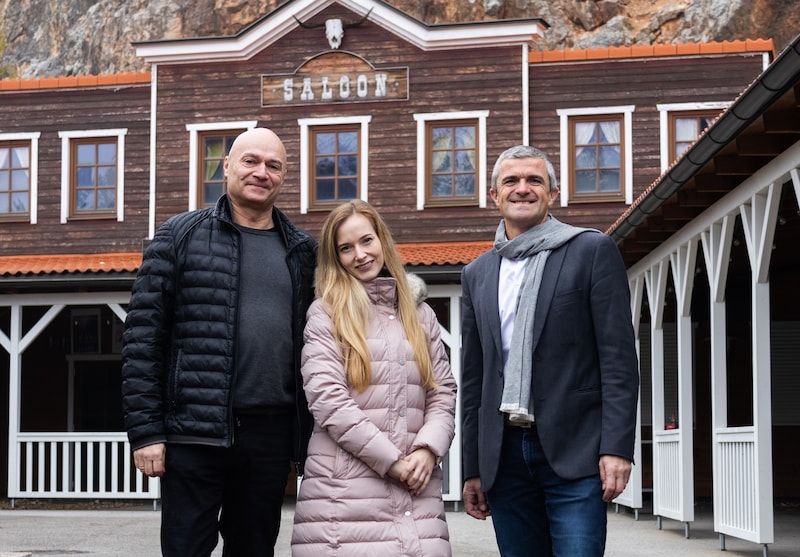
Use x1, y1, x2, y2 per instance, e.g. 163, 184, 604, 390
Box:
406, 272, 428, 304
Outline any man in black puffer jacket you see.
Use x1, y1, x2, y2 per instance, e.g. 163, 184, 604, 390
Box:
121, 127, 317, 556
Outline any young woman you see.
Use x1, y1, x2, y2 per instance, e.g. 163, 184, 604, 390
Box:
291, 200, 457, 556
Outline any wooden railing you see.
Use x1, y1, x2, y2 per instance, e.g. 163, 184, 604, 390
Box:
715, 427, 759, 540
653, 430, 681, 516
11, 432, 159, 502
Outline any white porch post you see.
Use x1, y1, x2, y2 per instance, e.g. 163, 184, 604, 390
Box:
644, 261, 671, 522
427, 285, 463, 503
700, 216, 734, 535
668, 239, 698, 532
614, 276, 644, 514
737, 183, 780, 546
5, 304, 22, 499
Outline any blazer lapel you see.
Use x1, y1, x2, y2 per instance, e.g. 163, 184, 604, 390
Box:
475, 251, 504, 365
487, 254, 504, 363
531, 246, 567, 351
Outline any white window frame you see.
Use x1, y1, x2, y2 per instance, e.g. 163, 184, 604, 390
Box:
656, 102, 730, 172
0, 132, 40, 224
297, 115, 371, 214
413, 111, 489, 210
58, 129, 127, 224
556, 106, 634, 207
186, 121, 258, 211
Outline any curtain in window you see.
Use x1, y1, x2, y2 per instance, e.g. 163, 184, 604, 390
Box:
12, 146, 30, 168
455, 126, 476, 170
204, 140, 224, 181
431, 128, 452, 173
599, 121, 620, 145
573, 121, 596, 164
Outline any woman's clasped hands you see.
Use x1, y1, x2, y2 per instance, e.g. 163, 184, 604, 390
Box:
388, 448, 436, 496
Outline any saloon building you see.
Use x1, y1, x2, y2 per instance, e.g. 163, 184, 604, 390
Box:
1, 0, 796, 552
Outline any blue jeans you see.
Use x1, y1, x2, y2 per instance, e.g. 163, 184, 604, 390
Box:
487, 426, 607, 557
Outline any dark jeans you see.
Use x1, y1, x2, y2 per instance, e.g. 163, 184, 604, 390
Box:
160, 412, 292, 557
487, 426, 607, 557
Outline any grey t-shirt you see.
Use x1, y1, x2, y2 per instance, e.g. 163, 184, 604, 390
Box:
232, 225, 295, 412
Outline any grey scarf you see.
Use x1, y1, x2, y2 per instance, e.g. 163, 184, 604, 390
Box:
495, 215, 593, 424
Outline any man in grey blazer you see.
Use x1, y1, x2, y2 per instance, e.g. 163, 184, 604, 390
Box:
460, 145, 639, 556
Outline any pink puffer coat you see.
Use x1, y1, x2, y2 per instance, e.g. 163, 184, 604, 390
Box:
291, 275, 457, 557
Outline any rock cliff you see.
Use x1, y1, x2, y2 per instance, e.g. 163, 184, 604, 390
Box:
0, 0, 797, 78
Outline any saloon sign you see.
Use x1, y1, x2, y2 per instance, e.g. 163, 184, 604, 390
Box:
262, 52, 408, 107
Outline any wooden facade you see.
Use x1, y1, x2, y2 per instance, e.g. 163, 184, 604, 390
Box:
147, 4, 536, 245
1, 1, 795, 550
0, 80, 151, 256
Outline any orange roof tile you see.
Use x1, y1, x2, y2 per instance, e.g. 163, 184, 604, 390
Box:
530, 39, 775, 64
0, 71, 151, 92
0, 252, 142, 276
0, 242, 494, 278
397, 242, 493, 266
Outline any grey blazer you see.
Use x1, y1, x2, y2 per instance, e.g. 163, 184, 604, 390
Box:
460, 230, 639, 491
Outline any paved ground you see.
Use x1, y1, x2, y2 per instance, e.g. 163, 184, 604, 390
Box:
0, 498, 798, 556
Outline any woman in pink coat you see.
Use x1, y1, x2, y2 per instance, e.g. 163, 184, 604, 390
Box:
291, 200, 457, 557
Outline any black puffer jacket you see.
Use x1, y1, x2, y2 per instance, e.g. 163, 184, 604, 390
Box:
121, 195, 317, 471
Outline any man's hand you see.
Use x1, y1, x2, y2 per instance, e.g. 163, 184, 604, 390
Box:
462, 477, 491, 520
599, 455, 631, 502
133, 443, 166, 478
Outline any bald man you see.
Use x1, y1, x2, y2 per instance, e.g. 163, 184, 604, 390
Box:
122, 128, 317, 556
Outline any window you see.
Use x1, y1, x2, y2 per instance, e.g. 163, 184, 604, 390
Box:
670, 111, 720, 161
198, 131, 237, 208
71, 139, 118, 216
0, 141, 31, 220
657, 103, 729, 172
311, 125, 359, 206
570, 116, 624, 201
58, 129, 127, 223
0, 132, 39, 224
413, 111, 489, 210
557, 106, 634, 206
426, 120, 479, 206
186, 121, 257, 211
298, 116, 371, 214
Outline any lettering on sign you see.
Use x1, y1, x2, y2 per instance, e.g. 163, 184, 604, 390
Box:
262, 51, 408, 107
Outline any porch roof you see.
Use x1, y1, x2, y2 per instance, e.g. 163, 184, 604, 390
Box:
606, 32, 800, 270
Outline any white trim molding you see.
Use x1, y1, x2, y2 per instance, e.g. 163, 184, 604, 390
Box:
57, 128, 128, 224
556, 105, 635, 207
134, 0, 546, 64
0, 132, 41, 225
656, 102, 731, 172
297, 115, 372, 214
412, 110, 490, 210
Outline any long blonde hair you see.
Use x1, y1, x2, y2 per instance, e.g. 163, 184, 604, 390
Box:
315, 200, 435, 392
